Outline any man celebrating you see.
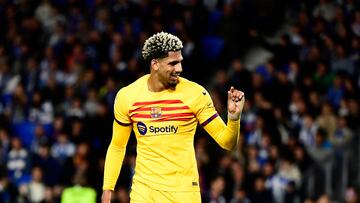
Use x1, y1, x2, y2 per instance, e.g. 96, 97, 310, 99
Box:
102, 31, 245, 203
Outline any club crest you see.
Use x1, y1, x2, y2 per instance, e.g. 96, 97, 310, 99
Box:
150, 107, 162, 118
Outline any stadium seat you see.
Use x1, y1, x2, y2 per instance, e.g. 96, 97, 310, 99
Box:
12, 121, 36, 149
201, 36, 224, 60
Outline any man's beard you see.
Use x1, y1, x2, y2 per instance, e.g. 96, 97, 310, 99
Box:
167, 80, 178, 90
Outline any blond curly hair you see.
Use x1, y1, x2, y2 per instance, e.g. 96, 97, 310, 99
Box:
142, 31, 183, 62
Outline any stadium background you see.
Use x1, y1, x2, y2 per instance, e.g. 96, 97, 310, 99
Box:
0, 0, 359, 202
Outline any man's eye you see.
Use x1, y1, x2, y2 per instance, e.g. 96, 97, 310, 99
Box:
169, 62, 178, 66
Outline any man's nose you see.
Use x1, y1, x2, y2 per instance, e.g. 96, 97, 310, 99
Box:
174, 63, 182, 72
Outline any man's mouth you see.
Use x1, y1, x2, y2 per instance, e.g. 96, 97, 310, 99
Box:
170, 73, 180, 80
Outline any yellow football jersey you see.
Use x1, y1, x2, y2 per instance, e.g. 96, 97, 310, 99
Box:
103, 74, 240, 192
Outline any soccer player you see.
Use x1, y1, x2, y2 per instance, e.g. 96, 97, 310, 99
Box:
102, 32, 245, 203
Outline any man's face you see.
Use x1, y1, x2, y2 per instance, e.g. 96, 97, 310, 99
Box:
153, 51, 183, 89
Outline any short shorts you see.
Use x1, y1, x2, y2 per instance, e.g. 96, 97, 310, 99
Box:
130, 181, 201, 203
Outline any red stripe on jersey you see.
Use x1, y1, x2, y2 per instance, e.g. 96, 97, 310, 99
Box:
164, 113, 194, 117
132, 100, 183, 106
132, 112, 194, 118
153, 117, 194, 122
129, 106, 190, 113
132, 114, 152, 118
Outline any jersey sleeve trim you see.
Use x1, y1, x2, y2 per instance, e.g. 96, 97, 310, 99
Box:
200, 113, 219, 127
114, 118, 131, 126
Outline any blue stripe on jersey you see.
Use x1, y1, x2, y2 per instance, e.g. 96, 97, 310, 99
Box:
114, 118, 131, 126
200, 113, 219, 127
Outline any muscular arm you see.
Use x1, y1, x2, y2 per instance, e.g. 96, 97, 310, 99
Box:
102, 121, 132, 190
203, 115, 240, 151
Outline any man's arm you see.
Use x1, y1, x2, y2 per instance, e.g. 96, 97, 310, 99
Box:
102, 121, 132, 203
202, 87, 245, 151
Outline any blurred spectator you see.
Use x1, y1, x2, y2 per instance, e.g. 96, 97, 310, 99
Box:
255, 60, 275, 84
346, 98, 360, 131
0, 128, 10, 165
30, 124, 50, 155
316, 194, 331, 203
272, 158, 301, 203
249, 176, 273, 203
195, 136, 210, 192
83, 88, 99, 117
286, 60, 301, 85
316, 103, 337, 140
215, 154, 235, 200
18, 166, 46, 203
35, 0, 54, 31
0, 62, 12, 96
7, 136, 30, 186
299, 114, 318, 148
203, 175, 227, 203
351, 11, 360, 37
307, 128, 333, 198
331, 116, 354, 147
262, 161, 276, 193
5, 84, 28, 123
229, 186, 250, 203
65, 96, 85, 119
99, 77, 117, 110
313, 0, 336, 22
39, 46, 63, 85
228, 58, 252, 96
308, 128, 333, 160
271, 70, 294, 111
69, 118, 86, 144
326, 74, 345, 108
32, 143, 60, 187
51, 132, 75, 166
21, 57, 40, 94
345, 186, 360, 203
246, 116, 265, 146
245, 145, 262, 174
61, 141, 100, 189
312, 62, 334, 94
28, 90, 54, 125
293, 145, 313, 172
0, 168, 18, 203
60, 173, 96, 203
307, 90, 322, 118
331, 44, 355, 76
230, 161, 245, 196
288, 89, 306, 130
273, 108, 292, 145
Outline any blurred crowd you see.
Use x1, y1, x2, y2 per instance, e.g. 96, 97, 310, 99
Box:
0, 0, 359, 203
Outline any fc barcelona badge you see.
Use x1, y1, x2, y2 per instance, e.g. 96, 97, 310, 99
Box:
150, 107, 162, 118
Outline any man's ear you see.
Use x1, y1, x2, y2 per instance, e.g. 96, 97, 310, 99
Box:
151, 59, 159, 71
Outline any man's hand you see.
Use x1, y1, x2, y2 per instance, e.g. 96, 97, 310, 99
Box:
227, 86, 245, 120
102, 190, 112, 203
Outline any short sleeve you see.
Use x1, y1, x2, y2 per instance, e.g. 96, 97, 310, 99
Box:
114, 88, 131, 124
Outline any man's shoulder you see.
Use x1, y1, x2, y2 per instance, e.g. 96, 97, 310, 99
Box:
115, 75, 148, 105
179, 77, 204, 90
178, 77, 209, 96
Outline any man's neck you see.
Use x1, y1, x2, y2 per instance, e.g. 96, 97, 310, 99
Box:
148, 74, 165, 92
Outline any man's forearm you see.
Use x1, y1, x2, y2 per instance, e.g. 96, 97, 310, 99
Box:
204, 116, 240, 151
103, 143, 126, 190
103, 121, 132, 190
